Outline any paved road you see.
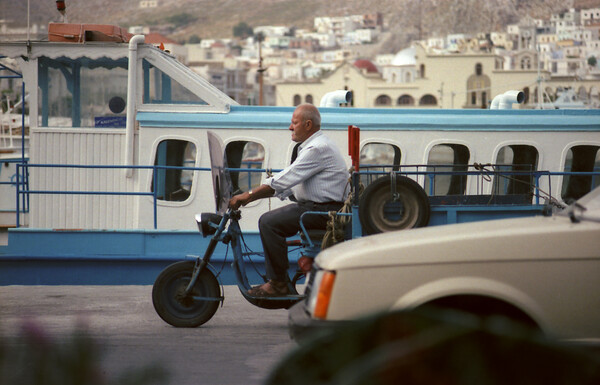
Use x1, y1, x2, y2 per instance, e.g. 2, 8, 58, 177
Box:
0, 285, 297, 385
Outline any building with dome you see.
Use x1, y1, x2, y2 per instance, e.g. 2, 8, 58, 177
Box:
276, 42, 552, 109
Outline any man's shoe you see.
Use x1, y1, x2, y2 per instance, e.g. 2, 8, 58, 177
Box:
247, 280, 290, 297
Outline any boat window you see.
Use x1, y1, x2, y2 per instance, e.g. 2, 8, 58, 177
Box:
142, 60, 207, 105
492, 145, 539, 196
152, 139, 196, 202
425, 144, 470, 195
38, 56, 128, 128
359, 143, 401, 185
562, 145, 600, 201
225, 140, 265, 194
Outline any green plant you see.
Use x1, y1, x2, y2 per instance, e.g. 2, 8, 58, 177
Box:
0, 320, 168, 385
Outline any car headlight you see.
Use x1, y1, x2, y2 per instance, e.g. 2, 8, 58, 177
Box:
307, 270, 336, 320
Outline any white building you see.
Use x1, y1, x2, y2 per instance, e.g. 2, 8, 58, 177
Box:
551, 8, 580, 29
299, 31, 336, 48
254, 26, 290, 37
139, 0, 158, 8
490, 32, 513, 50
381, 47, 418, 84
581, 8, 600, 26
426, 37, 446, 50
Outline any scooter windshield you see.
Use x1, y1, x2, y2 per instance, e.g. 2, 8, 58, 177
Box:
207, 131, 234, 214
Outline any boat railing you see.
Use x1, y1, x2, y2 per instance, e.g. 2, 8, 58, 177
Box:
358, 163, 550, 202
13, 163, 217, 229
2, 159, 30, 214
11, 163, 599, 229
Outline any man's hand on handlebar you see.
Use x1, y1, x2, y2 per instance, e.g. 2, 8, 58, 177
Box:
229, 193, 249, 210
228, 184, 276, 210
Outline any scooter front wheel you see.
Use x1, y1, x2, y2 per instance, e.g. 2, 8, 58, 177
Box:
152, 261, 220, 327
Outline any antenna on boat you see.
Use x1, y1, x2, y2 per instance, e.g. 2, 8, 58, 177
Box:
56, 1, 67, 23
536, 43, 544, 109
27, 0, 30, 41
255, 32, 266, 106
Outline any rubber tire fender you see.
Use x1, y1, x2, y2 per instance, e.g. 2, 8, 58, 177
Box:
359, 175, 430, 235
152, 261, 220, 327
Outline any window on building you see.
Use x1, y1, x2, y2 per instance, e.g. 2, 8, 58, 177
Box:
495, 58, 503, 70
152, 139, 196, 201
397, 95, 415, 106
293, 94, 301, 106
466, 72, 491, 108
562, 145, 600, 201
420, 64, 425, 78
419, 94, 437, 106
475, 63, 483, 76
492, 145, 539, 196
375, 94, 392, 106
359, 142, 401, 186
225, 140, 265, 193
305, 94, 313, 104
425, 144, 470, 195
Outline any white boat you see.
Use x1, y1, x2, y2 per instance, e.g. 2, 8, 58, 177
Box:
0, 25, 598, 285
539, 88, 588, 109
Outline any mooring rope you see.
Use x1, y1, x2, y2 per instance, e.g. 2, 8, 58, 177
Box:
322, 168, 364, 250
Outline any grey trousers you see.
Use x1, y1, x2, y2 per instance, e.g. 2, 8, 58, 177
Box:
258, 201, 343, 282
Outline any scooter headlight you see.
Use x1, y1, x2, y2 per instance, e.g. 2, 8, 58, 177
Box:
195, 213, 223, 237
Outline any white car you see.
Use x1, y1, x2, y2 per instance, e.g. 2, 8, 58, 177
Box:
289, 187, 600, 347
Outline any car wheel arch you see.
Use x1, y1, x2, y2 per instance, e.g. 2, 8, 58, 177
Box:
392, 277, 546, 331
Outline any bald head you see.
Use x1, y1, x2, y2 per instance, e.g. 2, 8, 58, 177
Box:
289, 104, 321, 143
295, 104, 321, 130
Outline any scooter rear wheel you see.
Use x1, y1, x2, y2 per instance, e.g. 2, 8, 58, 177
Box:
152, 261, 220, 327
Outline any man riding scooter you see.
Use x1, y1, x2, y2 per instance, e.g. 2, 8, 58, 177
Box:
229, 104, 348, 297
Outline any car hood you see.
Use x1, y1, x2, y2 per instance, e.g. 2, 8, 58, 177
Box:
316, 211, 600, 271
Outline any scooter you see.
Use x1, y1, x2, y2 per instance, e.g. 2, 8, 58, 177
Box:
151, 131, 335, 327
151, 206, 327, 327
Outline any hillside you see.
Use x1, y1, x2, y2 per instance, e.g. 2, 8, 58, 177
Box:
2, 0, 600, 53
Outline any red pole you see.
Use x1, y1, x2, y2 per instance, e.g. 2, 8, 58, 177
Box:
348, 125, 360, 171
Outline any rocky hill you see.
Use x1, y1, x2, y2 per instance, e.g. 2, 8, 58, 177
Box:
2, 0, 600, 53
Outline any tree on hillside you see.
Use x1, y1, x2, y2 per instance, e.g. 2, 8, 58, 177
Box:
188, 34, 201, 44
254, 32, 265, 43
233, 22, 253, 39
165, 13, 197, 27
